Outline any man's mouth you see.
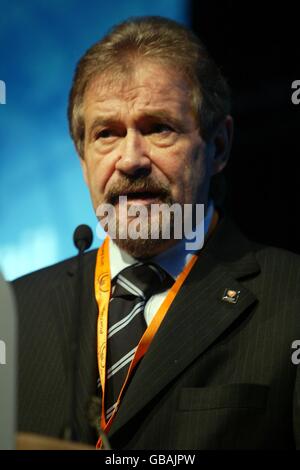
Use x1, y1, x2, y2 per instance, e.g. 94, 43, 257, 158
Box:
114, 191, 162, 204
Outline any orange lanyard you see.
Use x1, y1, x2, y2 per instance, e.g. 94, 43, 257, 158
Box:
94, 210, 219, 448
94, 239, 197, 447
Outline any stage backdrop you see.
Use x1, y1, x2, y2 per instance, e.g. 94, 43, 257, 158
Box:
0, 0, 188, 280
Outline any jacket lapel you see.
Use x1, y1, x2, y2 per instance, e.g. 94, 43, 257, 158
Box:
109, 218, 261, 438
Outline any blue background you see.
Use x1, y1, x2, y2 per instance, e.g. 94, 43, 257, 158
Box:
0, 0, 188, 280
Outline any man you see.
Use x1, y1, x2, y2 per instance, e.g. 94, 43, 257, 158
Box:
13, 16, 300, 449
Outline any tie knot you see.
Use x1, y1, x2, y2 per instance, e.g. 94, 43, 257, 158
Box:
114, 262, 173, 302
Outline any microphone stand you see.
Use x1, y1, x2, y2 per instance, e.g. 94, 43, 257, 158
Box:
63, 225, 112, 449
63, 225, 93, 442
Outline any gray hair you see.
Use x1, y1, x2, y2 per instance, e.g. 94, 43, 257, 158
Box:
68, 15, 231, 158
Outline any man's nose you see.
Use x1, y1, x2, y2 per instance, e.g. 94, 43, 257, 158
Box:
115, 129, 151, 177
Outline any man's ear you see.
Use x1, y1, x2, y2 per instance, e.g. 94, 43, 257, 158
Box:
80, 156, 89, 186
210, 115, 234, 175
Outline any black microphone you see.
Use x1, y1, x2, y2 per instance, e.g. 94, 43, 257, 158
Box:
73, 224, 93, 253
63, 225, 93, 442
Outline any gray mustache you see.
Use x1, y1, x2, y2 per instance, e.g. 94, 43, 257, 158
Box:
105, 176, 171, 205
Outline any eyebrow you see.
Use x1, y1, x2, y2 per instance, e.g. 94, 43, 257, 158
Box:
87, 117, 118, 141
86, 110, 187, 141
142, 111, 186, 131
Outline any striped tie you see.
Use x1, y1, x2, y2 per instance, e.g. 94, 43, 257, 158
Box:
104, 262, 172, 422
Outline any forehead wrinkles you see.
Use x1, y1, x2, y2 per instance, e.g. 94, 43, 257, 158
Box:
84, 65, 193, 114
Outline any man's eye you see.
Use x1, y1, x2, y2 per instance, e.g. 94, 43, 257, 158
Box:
95, 129, 115, 139
151, 123, 173, 134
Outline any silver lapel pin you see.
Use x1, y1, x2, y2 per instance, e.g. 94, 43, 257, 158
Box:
222, 288, 240, 304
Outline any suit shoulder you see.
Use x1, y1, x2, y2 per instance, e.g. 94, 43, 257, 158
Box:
255, 244, 300, 266
255, 244, 300, 285
12, 249, 98, 290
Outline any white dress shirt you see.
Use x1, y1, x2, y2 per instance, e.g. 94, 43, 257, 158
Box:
109, 201, 214, 326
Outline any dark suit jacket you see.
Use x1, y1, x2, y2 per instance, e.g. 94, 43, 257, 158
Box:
12, 218, 300, 449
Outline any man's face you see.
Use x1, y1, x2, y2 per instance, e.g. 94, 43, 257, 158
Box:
81, 60, 220, 257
